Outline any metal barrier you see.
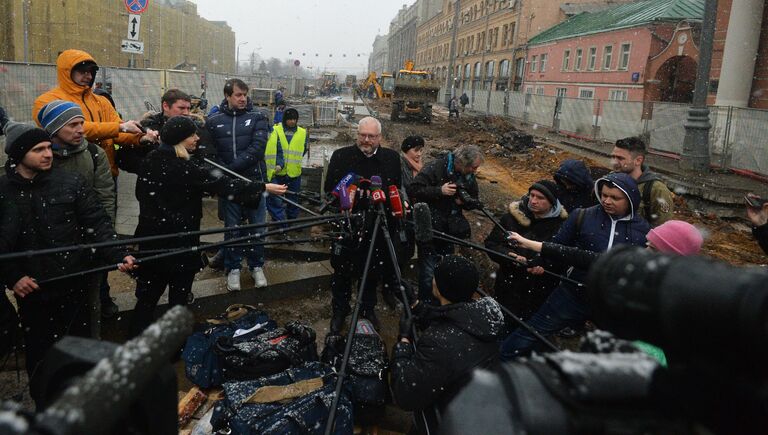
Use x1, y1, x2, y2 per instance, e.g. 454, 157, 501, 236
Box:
601, 100, 645, 143
728, 107, 768, 175
527, 94, 557, 128
107, 67, 164, 121
558, 97, 596, 138
0, 62, 57, 123
508, 92, 526, 120
647, 102, 689, 155
314, 101, 339, 126
489, 91, 506, 116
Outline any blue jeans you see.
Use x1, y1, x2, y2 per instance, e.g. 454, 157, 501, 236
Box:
417, 241, 454, 305
221, 197, 266, 271
266, 175, 302, 224
499, 285, 591, 361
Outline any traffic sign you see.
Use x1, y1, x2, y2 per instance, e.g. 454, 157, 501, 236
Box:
127, 14, 141, 41
121, 40, 144, 55
294, 60, 301, 67
124, 0, 149, 14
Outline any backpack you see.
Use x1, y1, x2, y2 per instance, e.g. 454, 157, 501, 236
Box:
321, 319, 388, 419
211, 361, 354, 435
640, 179, 658, 223
182, 305, 276, 388
215, 320, 319, 382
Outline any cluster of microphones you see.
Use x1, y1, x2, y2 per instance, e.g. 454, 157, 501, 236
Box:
321, 173, 405, 218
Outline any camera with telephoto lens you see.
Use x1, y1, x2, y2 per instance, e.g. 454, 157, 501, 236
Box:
452, 176, 482, 211
441, 246, 768, 435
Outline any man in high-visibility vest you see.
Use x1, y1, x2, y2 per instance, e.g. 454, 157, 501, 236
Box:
265, 108, 309, 224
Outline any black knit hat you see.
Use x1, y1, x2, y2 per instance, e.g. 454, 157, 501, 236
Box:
3, 121, 51, 163
283, 108, 299, 121
529, 179, 559, 206
160, 116, 197, 146
433, 255, 479, 303
401, 135, 425, 153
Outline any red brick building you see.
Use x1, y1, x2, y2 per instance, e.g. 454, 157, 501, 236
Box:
709, 0, 768, 109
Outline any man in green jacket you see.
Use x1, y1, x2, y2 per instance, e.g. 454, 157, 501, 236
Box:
38, 100, 118, 328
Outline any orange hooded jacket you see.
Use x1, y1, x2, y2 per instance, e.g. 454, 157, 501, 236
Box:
33, 49, 142, 176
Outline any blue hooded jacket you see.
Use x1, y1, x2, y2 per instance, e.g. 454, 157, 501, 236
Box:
205, 97, 270, 181
551, 172, 650, 291
553, 159, 597, 212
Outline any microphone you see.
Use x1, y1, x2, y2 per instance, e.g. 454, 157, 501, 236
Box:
339, 182, 353, 211
347, 184, 358, 211
333, 172, 358, 197
370, 175, 383, 190
413, 202, 434, 243
388, 185, 404, 218
370, 176, 386, 208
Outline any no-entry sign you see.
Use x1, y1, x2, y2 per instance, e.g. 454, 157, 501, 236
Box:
124, 0, 149, 14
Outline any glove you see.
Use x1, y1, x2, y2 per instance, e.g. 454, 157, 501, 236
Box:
526, 254, 546, 269
398, 313, 414, 341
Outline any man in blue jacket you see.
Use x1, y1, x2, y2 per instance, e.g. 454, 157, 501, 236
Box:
206, 79, 272, 291
500, 172, 650, 359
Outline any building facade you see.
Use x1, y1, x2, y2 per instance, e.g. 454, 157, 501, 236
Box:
709, 0, 768, 109
0, 0, 235, 72
415, 0, 626, 93
523, 0, 704, 103
369, 34, 390, 74
388, 0, 442, 72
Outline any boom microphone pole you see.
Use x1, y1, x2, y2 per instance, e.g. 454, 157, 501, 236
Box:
202, 157, 319, 217
324, 213, 383, 435
412, 203, 559, 352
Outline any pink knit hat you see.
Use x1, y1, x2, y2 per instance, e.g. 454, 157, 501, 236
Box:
646, 220, 704, 256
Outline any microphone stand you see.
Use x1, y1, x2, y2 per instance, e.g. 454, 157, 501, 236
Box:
324, 213, 383, 435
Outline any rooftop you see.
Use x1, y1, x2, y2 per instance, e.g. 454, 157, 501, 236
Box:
530, 0, 704, 45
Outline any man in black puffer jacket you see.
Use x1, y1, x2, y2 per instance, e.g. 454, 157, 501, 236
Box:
391, 255, 505, 435
0, 122, 136, 396
206, 79, 272, 291
408, 144, 483, 304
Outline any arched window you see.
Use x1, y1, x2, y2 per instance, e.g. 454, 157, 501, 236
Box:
485, 60, 495, 79
464, 63, 471, 79
499, 59, 510, 78
474, 61, 482, 78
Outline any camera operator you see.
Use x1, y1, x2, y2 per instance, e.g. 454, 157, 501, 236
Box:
746, 194, 768, 255
324, 116, 404, 333
499, 173, 649, 360
391, 255, 505, 435
408, 144, 483, 305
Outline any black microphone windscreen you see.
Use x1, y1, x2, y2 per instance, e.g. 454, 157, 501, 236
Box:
413, 203, 434, 243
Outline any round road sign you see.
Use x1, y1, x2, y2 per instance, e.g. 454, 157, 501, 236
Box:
125, 0, 149, 14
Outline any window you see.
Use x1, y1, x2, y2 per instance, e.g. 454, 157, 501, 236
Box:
579, 88, 595, 99
474, 61, 482, 78
562, 49, 571, 71
540, 53, 548, 72
602, 45, 613, 70
556, 88, 567, 97
526, 86, 533, 94
531, 55, 538, 72
464, 63, 471, 79
508, 23, 516, 46
609, 89, 628, 101
619, 43, 631, 70
588, 47, 597, 71
536, 87, 545, 95
502, 24, 508, 45
499, 59, 510, 78
575, 48, 583, 71
485, 60, 495, 79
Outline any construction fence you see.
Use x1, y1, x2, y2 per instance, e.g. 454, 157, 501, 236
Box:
0, 61, 315, 127
439, 86, 768, 177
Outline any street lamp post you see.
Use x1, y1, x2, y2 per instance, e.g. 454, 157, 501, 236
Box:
236, 41, 248, 74
445, 0, 461, 106
680, 0, 718, 172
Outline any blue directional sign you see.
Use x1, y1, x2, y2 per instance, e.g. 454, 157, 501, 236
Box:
124, 0, 149, 14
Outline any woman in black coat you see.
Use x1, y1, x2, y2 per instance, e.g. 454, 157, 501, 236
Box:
131, 116, 286, 335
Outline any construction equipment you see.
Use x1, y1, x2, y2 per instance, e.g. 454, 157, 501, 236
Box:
390, 60, 440, 123
361, 72, 391, 99
344, 75, 357, 88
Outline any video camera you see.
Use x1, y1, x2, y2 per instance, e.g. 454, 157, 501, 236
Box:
451, 175, 483, 211
441, 246, 768, 435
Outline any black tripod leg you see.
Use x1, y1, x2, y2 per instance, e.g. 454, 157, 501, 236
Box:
378, 211, 418, 342
324, 213, 382, 435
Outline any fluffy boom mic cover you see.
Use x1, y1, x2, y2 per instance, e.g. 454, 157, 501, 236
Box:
413, 203, 434, 243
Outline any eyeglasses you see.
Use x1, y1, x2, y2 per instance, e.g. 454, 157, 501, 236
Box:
357, 133, 380, 140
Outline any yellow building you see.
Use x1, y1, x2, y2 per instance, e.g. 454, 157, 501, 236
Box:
0, 0, 235, 72
417, 0, 631, 91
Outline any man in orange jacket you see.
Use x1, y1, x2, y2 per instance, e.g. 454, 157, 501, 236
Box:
32, 49, 158, 177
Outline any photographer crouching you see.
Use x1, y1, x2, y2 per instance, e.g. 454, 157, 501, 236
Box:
408, 144, 483, 305
324, 117, 409, 334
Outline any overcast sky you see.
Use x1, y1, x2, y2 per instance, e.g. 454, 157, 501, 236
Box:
189, 0, 410, 74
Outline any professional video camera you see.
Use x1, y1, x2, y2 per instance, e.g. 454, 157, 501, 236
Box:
441, 246, 768, 435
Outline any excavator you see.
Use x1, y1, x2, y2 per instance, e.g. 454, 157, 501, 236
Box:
361, 72, 394, 99
390, 60, 441, 123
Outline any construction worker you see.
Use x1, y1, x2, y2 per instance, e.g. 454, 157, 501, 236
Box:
265, 108, 309, 224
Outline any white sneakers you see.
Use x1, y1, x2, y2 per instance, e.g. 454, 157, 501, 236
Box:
252, 267, 268, 288
227, 269, 241, 292
227, 267, 268, 291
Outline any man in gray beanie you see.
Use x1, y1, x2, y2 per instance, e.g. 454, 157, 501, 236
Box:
39, 99, 118, 324
0, 122, 136, 402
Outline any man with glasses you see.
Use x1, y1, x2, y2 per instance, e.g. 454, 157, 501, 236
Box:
323, 117, 403, 333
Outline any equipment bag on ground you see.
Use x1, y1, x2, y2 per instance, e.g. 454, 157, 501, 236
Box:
210, 361, 354, 435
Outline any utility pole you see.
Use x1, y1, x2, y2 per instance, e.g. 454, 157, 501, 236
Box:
444, 0, 461, 106
680, 0, 718, 172
23, 0, 30, 63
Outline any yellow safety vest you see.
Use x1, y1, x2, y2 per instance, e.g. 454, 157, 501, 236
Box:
265, 124, 306, 181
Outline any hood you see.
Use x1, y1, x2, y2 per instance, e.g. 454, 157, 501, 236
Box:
52, 139, 87, 157
57, 49, 96, 95
423, 297, 505, 341
554, 159, 593, 190
508, 198, 567, 227
218, 97, 254, 116
594, 172, 641, 219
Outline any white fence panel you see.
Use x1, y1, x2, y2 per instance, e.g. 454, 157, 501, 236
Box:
508, 92, 526, 119
648, 103, 689, 154
559, 98, 595, 137
109, 67, 163, 121
0, 62, 57, 123
527, 94, 556, 128
601, 100, 645, 142
728, 108, 768, 175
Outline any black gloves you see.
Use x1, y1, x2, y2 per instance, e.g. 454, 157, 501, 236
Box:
398, 313, 414, 341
